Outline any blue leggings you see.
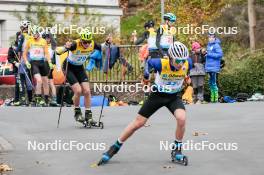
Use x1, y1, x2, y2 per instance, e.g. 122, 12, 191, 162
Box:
208, 72, 218, 91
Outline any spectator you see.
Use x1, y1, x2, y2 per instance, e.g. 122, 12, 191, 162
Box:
190, 41, 206, 104
205, 34, 223, 103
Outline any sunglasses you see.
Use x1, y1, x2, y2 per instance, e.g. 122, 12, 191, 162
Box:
175, 59, 186, 65
82, 40, 91, 45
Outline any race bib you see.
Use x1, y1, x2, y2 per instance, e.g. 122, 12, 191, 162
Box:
29, 47, 44, 60
68, 51, 89, 65
147, 36, 157, 49
160, 35, 173, 48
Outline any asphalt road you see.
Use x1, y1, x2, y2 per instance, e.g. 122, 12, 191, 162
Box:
0, 102, 264, 175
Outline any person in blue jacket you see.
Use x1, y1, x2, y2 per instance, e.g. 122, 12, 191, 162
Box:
205, 33, 223, 103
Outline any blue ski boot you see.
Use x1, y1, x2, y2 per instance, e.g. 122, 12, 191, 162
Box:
98, 140, 122, 166
171, 141, 188, 166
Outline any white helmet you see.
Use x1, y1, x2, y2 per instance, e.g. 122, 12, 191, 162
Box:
20, 20, 31, 28
168, 41, 189, 61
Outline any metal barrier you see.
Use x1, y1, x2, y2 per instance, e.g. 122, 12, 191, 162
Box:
87, 45, 142, 83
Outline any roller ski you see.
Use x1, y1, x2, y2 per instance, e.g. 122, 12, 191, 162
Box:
83, 110, 104, 129
171, 141, 188, 166
97, 140, 122, 166
74, 107, 85, 123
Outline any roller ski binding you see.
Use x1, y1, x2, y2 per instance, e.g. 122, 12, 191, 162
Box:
83, 110, 104, 129
171, 141, 188, 166
74, 108, 85, 123
98, 141, 122, 166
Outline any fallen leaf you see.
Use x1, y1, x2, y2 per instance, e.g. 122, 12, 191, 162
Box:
192, 132, 199, 136
163, 165, 173, 169
90, 163, 98, 168
192, 131, 208, 136
0, 163, 13, 172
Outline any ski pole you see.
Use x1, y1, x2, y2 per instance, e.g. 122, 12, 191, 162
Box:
98, 42, 111, 123
11, 45, 35, 90
57, 51, 69, 128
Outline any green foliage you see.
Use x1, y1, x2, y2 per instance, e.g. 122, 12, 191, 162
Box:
11, 0, 114, 45
218, 52, 264, 96
12, 1, 57, 27
121, 11, 152, 42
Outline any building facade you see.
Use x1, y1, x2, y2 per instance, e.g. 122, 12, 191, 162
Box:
0, 0, 123, 47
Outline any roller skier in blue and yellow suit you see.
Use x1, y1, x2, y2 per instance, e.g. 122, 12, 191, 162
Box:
98, 41, 191, 166
57, 28, 101, 125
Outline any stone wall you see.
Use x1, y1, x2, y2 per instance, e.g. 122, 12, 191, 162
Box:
0, 82, 144, 102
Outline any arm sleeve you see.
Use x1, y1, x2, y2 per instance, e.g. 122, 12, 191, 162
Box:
49, 33, 57, 50
94, 42, 102, 51
56, 41, 77, 55
144, 59, 162, 79
23, 41, 30, 62
17, 34, 24, 52
187, 58, 193, 75
51, 52, 56, 64
44, 41, 50, 62
7, 47, 16, 64
135, 31, 149, 45
207, 44, 223, 59
156, 28, 164, 56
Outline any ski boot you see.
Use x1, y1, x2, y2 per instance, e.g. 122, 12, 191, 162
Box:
20, 97, 27, 106
171, 141, 188, 166
35, 96, 46, 107
84, 110, 96, 127
214, 90, 219, 103
13, 97, 26, 106
98, 140, 122, 166
13, 101, 21, 106
210, 89, 215, 103
49, 97, 58, 107
74, 108, 85, 123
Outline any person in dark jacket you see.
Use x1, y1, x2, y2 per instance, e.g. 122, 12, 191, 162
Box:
42, 32, 58, 106
205, 34, 223, 103
8, 43, 33, 106
132, 20, 161, 59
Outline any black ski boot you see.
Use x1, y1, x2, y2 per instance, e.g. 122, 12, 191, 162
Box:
74, 108, 85, 123
85, 110, 96, 126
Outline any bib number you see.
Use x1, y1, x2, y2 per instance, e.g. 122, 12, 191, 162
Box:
30, 48, 44, 59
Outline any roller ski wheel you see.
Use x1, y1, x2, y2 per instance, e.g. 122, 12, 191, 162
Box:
171, 151, 188, 166
83, 120, 104, 129
99, 122, 104, 129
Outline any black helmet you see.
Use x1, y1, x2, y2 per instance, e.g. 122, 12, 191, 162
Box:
144, 20, 155, 28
